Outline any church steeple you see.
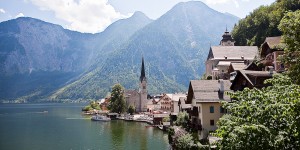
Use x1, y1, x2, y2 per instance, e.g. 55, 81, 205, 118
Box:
220, 27, 235, 46
140, 57, 146, 83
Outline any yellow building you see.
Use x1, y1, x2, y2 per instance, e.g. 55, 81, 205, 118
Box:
185, 80, 231, 137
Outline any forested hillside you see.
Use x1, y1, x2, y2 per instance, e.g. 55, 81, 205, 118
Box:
232, 0, 300, 46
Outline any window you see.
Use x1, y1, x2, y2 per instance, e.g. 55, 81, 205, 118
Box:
210, 106, 214, 113
220, 106, 225, 113
210, 120, 214, 126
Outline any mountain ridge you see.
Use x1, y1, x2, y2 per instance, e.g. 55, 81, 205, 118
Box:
0, 1, 239, 102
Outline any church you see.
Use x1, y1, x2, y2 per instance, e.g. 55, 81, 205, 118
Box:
124, 57, 148, 112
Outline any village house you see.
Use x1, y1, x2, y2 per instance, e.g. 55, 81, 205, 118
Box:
205, 30, 258, 80
146, 96, 161, 113
125, 57, 148, 112
170, 93, 187, 114
185, 79, 231, 138
230, 70, 275, 91
157, 94, 173, 112
260, 36, 285, 72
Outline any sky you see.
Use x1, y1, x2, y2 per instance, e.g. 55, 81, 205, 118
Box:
0, 0, 275, 33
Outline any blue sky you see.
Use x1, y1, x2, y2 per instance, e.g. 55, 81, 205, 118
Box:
0, 0, 275, 33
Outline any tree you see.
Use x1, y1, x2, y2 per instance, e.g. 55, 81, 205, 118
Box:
128, 105, 135, 115
216, 74, 300, 149
232, 0, 300, 46
278, 10, 300, 84
108, 84, 126, 114
174, 111, 190, 130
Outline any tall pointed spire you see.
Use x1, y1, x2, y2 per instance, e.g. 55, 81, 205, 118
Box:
140, 57, 146, 82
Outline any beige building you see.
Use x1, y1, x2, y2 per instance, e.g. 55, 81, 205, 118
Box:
170, 93, 187, 113
205, 30, 258, 80
186, 80, 231, 135
157, 94, 173, 112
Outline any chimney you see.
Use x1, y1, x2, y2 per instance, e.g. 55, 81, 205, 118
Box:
219, 79, 224, 99
219, 79, 224, 92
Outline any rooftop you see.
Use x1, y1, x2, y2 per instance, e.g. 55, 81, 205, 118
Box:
231, 62, 247, 70
190, 80, 231, 92
264, 36, 282, 49
210, 46, 258, 60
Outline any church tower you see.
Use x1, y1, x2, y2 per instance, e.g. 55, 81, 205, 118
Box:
138, 57, 147, 112
220, 27, 235, 46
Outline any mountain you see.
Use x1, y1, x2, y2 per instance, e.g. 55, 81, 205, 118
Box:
0, 1, 239, 102
0, 12, 152, 102
50, 1, 239, 100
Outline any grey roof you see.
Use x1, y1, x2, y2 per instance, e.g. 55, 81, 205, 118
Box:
171, 93, 187, 102
210, 46, 258, 60
237, 70, 276, 86
264, 36, 282, 49
125, 90, 138, 97
231, 63, 247, 71
189, 80, 232, 103
190, 80, 231, 92
217, 61, 231, 66
194, 92, 231, 102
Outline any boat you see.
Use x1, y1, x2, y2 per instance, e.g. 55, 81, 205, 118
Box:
91, 115, 111, 121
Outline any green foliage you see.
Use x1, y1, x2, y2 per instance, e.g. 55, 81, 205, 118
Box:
163, 116, 170, 122
82, 105, 92, 111
108, 84, 126, 114
82, 101, 101, 111
128, 105, 135, 115
206, 75, 212, 80
232, 0, 300, 46
278, 10, 300, 84
176, 133, 194, 149
216, 74, 300, 149
174, 111, 190, 130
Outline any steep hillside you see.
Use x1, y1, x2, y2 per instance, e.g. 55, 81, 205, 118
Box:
232, 0, 300, 46
0, 12, 152, 102
51, 1, 239, 100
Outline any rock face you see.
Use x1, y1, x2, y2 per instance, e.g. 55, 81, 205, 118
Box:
0, 1, 239, 102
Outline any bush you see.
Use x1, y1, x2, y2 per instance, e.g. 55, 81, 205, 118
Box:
163, 116, 170, 122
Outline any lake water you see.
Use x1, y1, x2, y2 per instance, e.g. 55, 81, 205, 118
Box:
0, 103, 169, 150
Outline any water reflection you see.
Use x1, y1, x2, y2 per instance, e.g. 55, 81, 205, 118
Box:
0, 104, 169, 150
110, 120, 125, 150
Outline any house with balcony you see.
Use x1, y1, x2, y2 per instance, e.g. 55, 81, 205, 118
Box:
260, 36, 285, 72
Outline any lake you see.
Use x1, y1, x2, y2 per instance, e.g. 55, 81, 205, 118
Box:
0, 103, 170, 150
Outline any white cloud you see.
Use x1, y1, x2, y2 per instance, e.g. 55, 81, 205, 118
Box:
15, 13, 25, 18
29, 0, 127, 33
0, 8, 5, 14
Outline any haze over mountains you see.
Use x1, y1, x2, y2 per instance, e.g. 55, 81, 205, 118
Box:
0, 1, 239, 102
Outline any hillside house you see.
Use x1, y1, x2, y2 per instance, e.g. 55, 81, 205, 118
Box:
230, 70, 275, 91
260, 36, 285, 72
185, 80, 231, 137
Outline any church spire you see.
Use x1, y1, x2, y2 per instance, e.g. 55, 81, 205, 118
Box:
140, 57, 146, 82
220, 27, 235, 46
